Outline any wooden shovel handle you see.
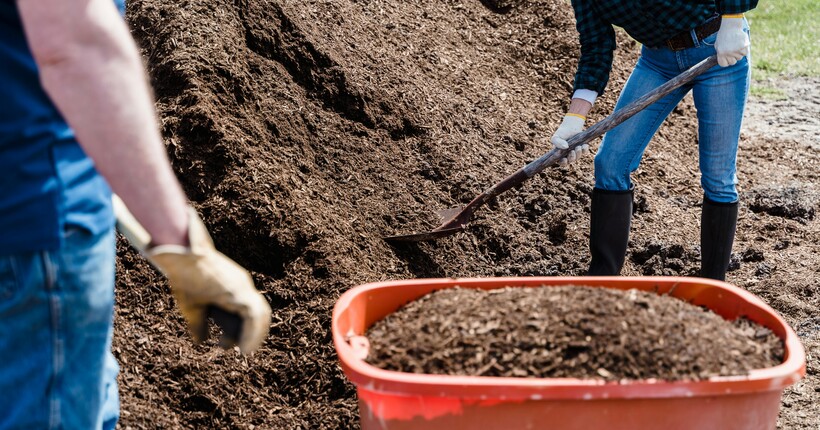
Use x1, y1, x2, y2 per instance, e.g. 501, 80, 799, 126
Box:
523, 54, 719, 178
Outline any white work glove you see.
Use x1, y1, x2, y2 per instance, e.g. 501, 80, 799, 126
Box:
113, 196, 272, 355
550, 114, 589, 166
715, 15, 749, 67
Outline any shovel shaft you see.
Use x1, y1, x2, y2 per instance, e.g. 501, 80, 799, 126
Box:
523, 54, 718, 178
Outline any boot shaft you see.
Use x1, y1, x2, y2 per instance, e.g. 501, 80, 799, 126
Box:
700, 198, 739, 281
588, 188, 633, 276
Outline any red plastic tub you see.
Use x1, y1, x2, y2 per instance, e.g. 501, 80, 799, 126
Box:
332, 277, 805, 430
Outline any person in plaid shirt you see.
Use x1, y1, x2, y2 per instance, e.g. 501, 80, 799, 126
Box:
551, 1, 756, 281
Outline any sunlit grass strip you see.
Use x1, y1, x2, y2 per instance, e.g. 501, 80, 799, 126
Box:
747, 1, 819, 77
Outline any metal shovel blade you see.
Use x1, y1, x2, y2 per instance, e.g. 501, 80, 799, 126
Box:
383, 226, 465, 242
383, 206, 466, 242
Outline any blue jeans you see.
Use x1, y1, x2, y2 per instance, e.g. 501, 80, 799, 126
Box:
594, 22, 751, 203
0, 226, 119, 430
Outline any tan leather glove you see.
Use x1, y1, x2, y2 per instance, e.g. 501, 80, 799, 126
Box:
113, 195, 272, 354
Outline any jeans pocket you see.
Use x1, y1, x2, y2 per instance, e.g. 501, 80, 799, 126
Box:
64, 225, 91, 241
0, 257, 19, 299
702, 32, 717, 47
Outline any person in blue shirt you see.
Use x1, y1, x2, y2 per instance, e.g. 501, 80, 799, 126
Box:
550, 1, 756, 281
0, 1, 271, 428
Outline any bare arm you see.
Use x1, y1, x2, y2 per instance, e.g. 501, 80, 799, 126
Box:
17, 0, 188, 246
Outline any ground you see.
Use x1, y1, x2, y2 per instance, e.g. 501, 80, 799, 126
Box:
115, 1, 819, 428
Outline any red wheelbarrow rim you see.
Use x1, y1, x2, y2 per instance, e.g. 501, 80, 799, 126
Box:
332, 276, 806, 400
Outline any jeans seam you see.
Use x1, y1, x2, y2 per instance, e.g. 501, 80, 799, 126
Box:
692, 55, 748, 202
42, 252, 62, 430
675, 50, 685, 71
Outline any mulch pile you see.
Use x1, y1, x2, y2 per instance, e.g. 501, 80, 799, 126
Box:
115, 0, 820, 428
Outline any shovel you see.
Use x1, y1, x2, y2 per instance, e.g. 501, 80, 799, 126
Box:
384, 55, 719, 242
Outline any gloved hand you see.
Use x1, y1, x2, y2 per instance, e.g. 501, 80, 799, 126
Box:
113, 196, 272, 354
715, 15, 749, 67
550, 114, 589, 166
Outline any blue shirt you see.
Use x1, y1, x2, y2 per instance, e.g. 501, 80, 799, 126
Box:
0, 0, 125, 253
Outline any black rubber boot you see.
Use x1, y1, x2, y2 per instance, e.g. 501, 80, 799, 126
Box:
700, 197, 739, 281
588, 187, 633, 276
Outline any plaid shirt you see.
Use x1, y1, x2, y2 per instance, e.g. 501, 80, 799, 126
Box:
571, 0, 759, 95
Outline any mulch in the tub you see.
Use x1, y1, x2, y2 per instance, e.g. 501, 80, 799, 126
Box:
365, 286, 784, 381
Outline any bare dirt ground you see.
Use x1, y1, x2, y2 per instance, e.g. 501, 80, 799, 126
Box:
745, 76, 820, 148
740, 75, 820, 429
115, 1, 819, 428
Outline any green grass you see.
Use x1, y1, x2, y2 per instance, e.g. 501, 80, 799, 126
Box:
746, 1, 819, 77
749, 85, 788, 100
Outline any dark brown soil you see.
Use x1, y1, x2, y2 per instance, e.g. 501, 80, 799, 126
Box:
365, 286, 783, 380
116, 0, 820, 429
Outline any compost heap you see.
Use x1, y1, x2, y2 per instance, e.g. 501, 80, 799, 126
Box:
117, 0, 820, 428
365, 286, 783, 380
